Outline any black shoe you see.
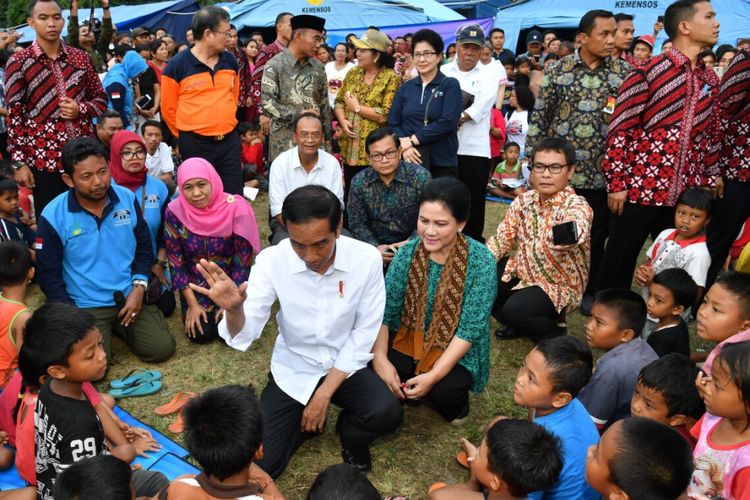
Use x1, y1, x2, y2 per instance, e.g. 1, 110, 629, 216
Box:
342, 447, 372, 474
450, 401, 470, 426
494, 326, 522, 340
580, 294, 594, 316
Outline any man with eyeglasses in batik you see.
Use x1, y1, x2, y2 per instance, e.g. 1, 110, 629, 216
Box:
347, 128, 431, 264
487, 137, 593, 342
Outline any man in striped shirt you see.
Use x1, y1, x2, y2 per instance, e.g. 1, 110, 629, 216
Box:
598, 0, 721, 291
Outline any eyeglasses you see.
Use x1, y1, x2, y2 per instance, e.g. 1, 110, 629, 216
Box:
120, 149, 147, 160
413, 51, 437, 60
531, 162, 569, 174
369, 149, 399, 162
212, 29, 234, 38
298, 132, 322, 140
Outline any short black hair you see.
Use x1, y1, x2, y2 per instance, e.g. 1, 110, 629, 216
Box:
61, 137, 107, 177
191, 6, 230, 41
149, 38, 166, 53
275, 12, 292, 26
715, 271, 750, 319
238, 121, 261, 136
594, 289, 647, 335
135, 42, 150, 53
282, 185, 342, 233
293, 111, 324, 133
0, 159, 13, 180
715, 341, 750, 427
306, 464, 380, 500
140, 119, 162, 135
544, 53, 560, 62
503, 141, 520, 151
28, 0, 58, 16
98, 109, 122, 125
183, 384, 263, 481
512, 84, 535, 111
531, 137, 576, 167
411, 28, 444, 55
419, 177, 470, 223
610, 417, 694, 499
534, 336, 593, 397
0, 177, 18, 197
542, 29, 558, 37
490, 28, 505, 36
652, 268, 699, 310
676, 187, 713, 216
614, 12, 635, 22
364, 127, 399, 154
0, 241, 32, 287
53, 455, 133, 500
18, 303, 98, 388
579, 9, 615, 35
113, 43, 132, 58
664, 0, 708, 40
486, 419, 563, 496
638, 354, 705, 419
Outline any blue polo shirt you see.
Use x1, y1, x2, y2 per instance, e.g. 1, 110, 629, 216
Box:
132, 176, 169, 257
388, 72, 463, 169
36, 184, 153, 308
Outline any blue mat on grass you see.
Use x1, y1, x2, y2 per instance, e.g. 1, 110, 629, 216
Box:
485, 195, 513, 204
0, 406, 198, 490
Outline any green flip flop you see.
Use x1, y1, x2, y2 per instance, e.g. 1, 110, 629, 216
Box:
109, 380, 163, 399
110, 368, 162, 390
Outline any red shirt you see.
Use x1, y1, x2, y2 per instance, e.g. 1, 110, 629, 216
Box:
241, 142, 264, 174
5, 41, 107, 173
603, 48, 720, 206
717, 47, 750, 182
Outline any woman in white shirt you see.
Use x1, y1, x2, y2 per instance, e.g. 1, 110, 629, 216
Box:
325, 43, 355, 108
504, 84, 534, 155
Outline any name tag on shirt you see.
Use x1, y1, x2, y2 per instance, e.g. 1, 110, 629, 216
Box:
603, 96, 616, 115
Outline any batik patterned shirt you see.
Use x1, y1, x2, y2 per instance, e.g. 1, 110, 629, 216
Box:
603, 48, 721, 206
347, 162, 431, 246
5, 41, 107, 172
486, 187, 593, 312
717, 47, 750, 182
526, 51, 631, 190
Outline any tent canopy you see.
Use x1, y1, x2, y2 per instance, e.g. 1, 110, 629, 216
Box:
16, 0, 200, 43
227, 0, 463, 32
494, 0, 750, 55
325, 17, 493, 47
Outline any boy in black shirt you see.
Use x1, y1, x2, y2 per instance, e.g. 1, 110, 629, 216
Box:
644, 268, 698, 357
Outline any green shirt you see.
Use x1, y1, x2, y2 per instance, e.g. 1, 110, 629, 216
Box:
383, 237, 497, 392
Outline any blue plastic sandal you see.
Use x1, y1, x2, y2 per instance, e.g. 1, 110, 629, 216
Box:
110, 368, 162, 390
109, 380, 163, 399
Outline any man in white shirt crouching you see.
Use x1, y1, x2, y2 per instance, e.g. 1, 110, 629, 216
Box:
191, 185, 403, 478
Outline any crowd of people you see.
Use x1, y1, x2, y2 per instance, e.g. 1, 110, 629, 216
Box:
0, 0, 749, 497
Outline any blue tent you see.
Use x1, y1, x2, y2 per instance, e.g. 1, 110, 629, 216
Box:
494, 0, 750, 54
228, 0, 463, 32
326, 17, 493, 46
16, 0, 200, 43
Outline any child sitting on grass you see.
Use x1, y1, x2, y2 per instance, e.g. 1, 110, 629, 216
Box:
487, 142, 525, 200
585, 416, 694, 500
54, 455, 134, 500
645, 268, 698, 356
17, 303, 165, 498
430, 419, 562, 500
630, 354, 705, 448
239, 121, 267, 192
0, 241, 32, 389
695, 271, 750, 374
692, 341, 750, 498
155, 384, 284, 500
578, 289, 658, 430
513, 336, 599, 499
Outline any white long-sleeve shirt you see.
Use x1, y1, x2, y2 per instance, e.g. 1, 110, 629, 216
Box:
218, 235, 385, 404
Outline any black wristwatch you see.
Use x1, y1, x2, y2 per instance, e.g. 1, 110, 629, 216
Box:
11, 162, 24, 171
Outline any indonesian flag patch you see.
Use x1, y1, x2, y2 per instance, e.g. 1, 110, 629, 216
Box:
34, 238, 43, 250
111, 91, 121, 99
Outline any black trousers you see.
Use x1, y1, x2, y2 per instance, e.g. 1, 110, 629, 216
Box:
180, 307, 219, 344
343, 164, 368, 206
492, 259, 560, 342
576, 189, 609, 296
31, 168, 68, 216
431, 165, 458, 179
597, 203, 675, 291
256, 370, 403, 479
387, 345, 472, 422
458, 155, 491, 243
178, 130, 242, 195
707, 180, 750, 289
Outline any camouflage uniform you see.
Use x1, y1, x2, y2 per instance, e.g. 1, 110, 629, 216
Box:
261, 48, 332, 162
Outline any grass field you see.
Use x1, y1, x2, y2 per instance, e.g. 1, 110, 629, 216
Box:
26, 193, 713, 500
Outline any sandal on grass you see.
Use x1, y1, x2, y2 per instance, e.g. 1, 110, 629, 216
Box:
456, 451, 469, 469
155, 391, 196, 416
428, 483, 447, 494
109, 380, 162, 399
110, 368, 162, 390
168, 412, 184, 434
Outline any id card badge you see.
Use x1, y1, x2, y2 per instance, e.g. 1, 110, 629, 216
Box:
603, 96, 616, 115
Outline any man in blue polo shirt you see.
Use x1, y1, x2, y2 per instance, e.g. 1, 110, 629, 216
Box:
36, 137, 175, 365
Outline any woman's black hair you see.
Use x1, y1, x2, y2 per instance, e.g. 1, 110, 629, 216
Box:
419, 177, 470, 223
513, 84, 535, 111
410, 28, 444, 56
282, 185, 342, 232
715, 43, 737, 63
372, 49, 395, 70
715, 341, 750, 430
445, 42, 456, 58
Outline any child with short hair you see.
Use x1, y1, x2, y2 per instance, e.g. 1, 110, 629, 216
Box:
691, 341, 750, 498
645, 268, 698, 356
578, 289, 658, 429
631, 354, 705, 448
488, 142, 525, 200
53, 455, 134, 500
156, 384, 284, 500
696, 271, 750, 375
307, 464, 381, 500
585, 416, 694, 500
635, 188, 713, 311
513, 336, 599, 499
430, 419, 563, 500
0, 178, 34, 249
0, 160, 34, 231
239, 121, 267, 192
0, 241, 32, 389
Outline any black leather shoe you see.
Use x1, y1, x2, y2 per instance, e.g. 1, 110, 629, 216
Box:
580, 294, 594, 316
494, 326, 522, 340
342, 447, 372, 474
